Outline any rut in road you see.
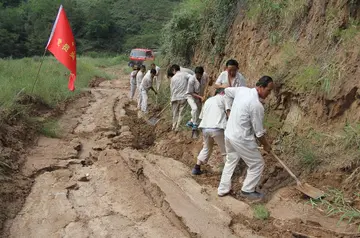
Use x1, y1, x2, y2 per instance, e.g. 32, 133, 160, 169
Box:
4, 79, 194, 238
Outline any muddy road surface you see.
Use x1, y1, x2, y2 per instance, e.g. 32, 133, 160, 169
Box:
3, 69, 360, 238
2, 76, 258, 238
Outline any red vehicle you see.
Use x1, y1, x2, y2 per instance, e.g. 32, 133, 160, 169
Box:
128, 48, 155, 67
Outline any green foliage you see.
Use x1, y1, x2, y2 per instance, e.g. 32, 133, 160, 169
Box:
343, 123, 360, 150
38, 119, 60, 138
161, 0, 238, 65
253, 204, 270, 220
269, 31, 282, 45
0, 0, 180, 58
0, 56, 118, 108
246, 0, 307, 30
333, 18, 359, 44
308, 189, 360, 231
292, 65, 321, 92
299, 147, 319, 170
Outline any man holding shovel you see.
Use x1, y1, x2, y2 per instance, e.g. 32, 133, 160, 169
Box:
150, 63, 161, 91
191, 89, 227, 175
138, 69, 157, 115
136, 65, 146, 109
217, 76, 274, 200
170, 64, 192, 132
129, 65, 140, 100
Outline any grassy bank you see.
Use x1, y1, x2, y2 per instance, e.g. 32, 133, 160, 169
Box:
0, 55, 124, 109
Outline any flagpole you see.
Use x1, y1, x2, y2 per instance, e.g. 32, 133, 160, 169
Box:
30, 49, 47, 94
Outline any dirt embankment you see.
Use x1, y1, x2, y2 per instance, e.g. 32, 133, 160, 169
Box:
0, 94, 53, 232
190, 0, 360, 201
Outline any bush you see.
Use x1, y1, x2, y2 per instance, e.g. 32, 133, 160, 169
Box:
161, 0, 239, 66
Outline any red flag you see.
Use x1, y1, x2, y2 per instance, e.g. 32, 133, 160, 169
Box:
46, 5, 76, 91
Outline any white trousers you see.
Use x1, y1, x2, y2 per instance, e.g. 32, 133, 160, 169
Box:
130, 79, 136, 99
197, 129, 226, 163
187, 96, 201, 125
154, 76, 160, 91
137, 89, 148, 113
218, 137, 264, 195
136, 80, 142, 105
171, 99, 187, 131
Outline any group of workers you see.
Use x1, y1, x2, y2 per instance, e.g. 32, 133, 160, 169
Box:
129, 59, 274, 200
129, 63, 160, 113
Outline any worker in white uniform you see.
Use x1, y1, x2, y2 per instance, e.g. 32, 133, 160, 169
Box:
186, 67, 205, 130
170, 64, 192, 131
180, 67, 195, 76
192, 90, 227, 175
136, 65, 146, 108
129, 65, 139, 100
167, 66, 195, 79
217, 76, 274, 200
214, 59, 246, 89
139, 69, 157, 114
150, 63, 161, 91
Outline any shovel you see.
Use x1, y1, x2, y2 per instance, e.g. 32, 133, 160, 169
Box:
258, 148, 324, 199
269, 150, 324, 199
147, 104, 170, 126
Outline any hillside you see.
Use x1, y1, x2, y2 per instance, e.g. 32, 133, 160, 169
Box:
163, 0, 360, 185
160, 0, 360, 232
0, 0, 180, 58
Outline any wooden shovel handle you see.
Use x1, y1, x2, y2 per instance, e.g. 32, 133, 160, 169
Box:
269, 150, 302, 185
156, 104, 171, 117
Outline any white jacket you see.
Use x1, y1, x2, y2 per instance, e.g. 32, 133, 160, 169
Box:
224, 87, 265, 148
170, 71, 192, 101
215, 71, 246, 87
199, 94, 227, 130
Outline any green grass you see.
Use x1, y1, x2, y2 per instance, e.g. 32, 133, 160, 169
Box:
246, 0, 307, 30
38, 119, 61, 138
0, 55, 122, 109
308, 189, 360, 231
299, 148, 319, 170
253, 204, 270, 220
292, 65, 321, 92
264, 113, 282, 132
333, 18, 359, 44
343, 123, 360, 150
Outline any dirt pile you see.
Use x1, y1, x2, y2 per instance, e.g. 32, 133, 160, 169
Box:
88, 76, 107, 88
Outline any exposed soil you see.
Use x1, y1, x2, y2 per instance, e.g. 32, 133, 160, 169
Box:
1, 66, 360, 238
88, 76, 107, 88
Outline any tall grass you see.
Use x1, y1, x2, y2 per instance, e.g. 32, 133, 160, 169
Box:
0, 55, 121, 108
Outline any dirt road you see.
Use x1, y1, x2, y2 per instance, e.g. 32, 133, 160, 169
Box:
3, 68, 359, 238
2, 72, 260, 238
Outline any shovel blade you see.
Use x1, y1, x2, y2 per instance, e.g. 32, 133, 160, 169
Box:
296, 183, 324, 199
147, 117, 160, 126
